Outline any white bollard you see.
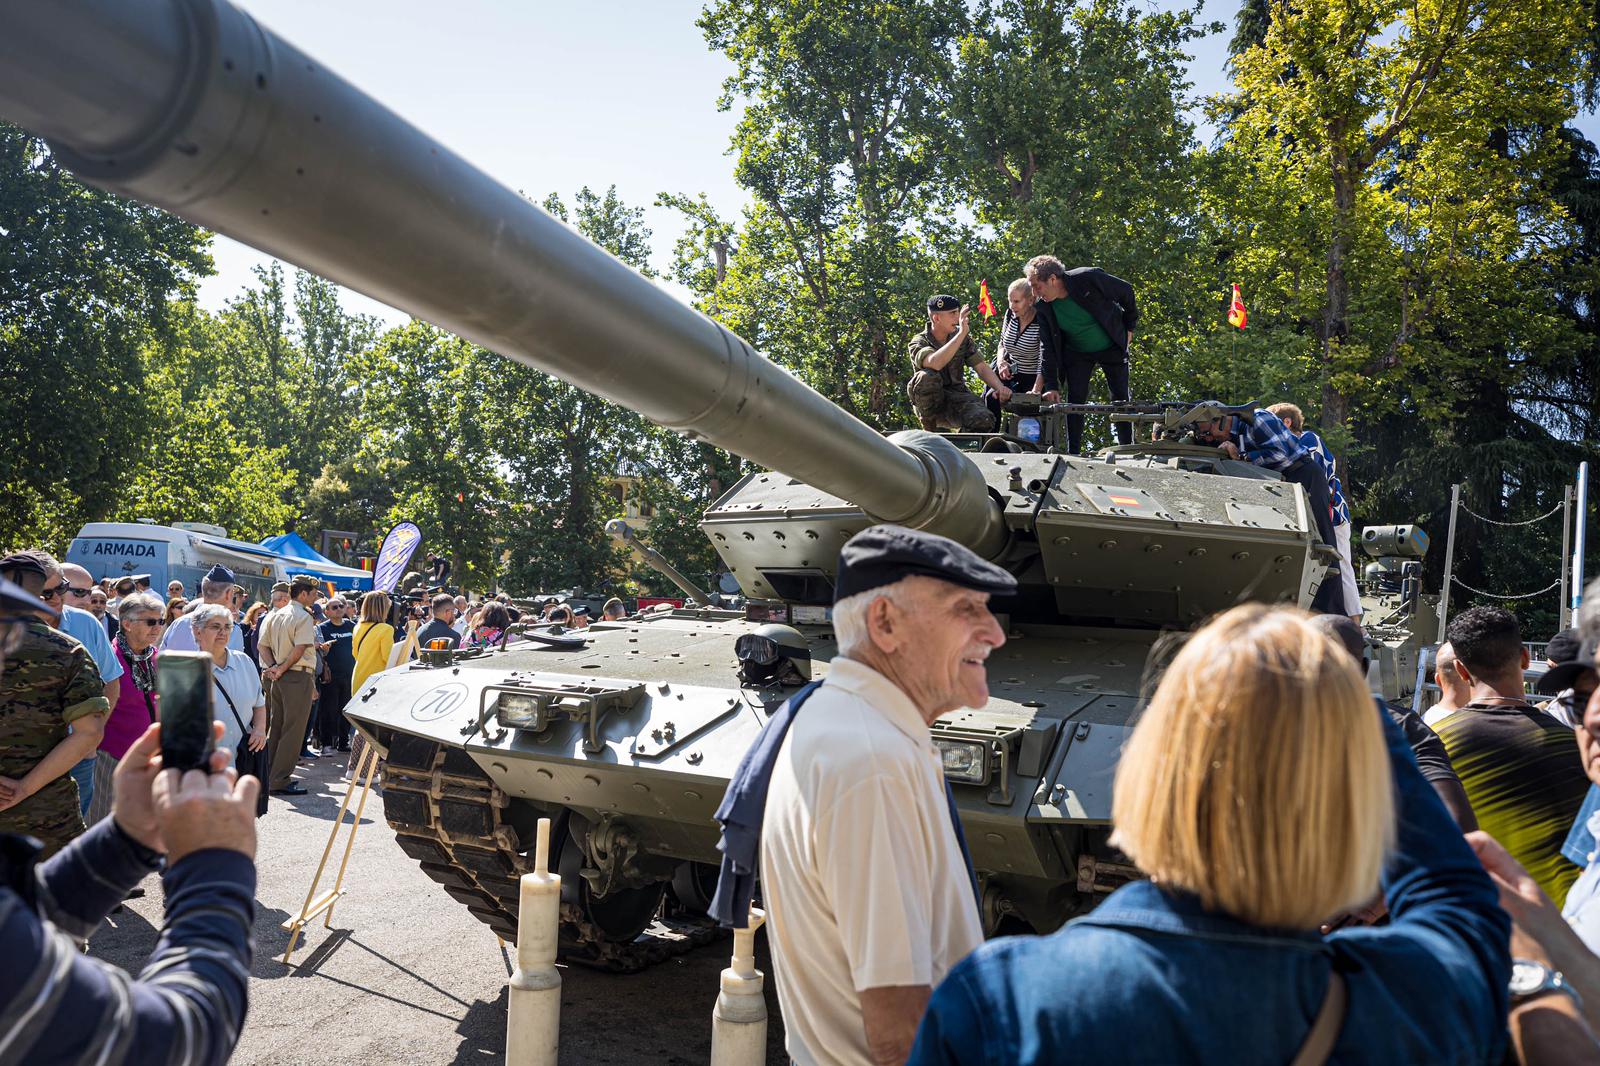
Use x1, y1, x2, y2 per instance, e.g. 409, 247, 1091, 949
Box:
506, 818, 561, 1065
710, 907, 768, 1066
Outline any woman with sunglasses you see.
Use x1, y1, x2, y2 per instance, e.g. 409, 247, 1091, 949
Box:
84, 592, 166, 827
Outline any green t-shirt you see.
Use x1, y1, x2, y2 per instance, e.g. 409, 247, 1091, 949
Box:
1051, 296, 1112, 355
1434, 700, 1589, 903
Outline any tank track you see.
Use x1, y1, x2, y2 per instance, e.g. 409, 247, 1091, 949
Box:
377, 731, 722, 972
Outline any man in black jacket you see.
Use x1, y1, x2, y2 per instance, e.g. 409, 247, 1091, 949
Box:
1024, 255, 1139, 453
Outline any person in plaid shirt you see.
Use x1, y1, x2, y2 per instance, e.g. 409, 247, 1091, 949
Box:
1270, 403, 1361, 621
1193, 404, 1347, 615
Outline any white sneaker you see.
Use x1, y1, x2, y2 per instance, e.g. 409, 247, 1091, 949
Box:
320, 745, 336, 756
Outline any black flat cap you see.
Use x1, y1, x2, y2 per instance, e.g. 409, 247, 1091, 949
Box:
1547, 628, 1582, 664
927, 294, 959, 313
835, 525, 1016, 603
1538, 637, 1597, 695
0, 574, 55, 620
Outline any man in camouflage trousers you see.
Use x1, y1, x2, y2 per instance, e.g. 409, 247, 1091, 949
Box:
907, 295, 1010, 432
0, 551, 109, 856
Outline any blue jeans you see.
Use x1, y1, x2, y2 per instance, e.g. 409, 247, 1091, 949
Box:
70, 754, 96, 817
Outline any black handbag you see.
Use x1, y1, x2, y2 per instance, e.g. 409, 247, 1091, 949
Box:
213, 670, 270, 818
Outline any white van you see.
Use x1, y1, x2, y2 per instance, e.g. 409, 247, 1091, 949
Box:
66, 521, 371, 602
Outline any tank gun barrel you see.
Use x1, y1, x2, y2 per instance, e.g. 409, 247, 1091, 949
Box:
605, 519, 715, 606
0, 0, 1006, 558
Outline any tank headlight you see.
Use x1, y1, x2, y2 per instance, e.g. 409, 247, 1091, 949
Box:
933, 738, 991, 786
495, 691, 546, 731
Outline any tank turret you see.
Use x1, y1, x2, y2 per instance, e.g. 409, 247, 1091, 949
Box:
0, 0, 1390, 968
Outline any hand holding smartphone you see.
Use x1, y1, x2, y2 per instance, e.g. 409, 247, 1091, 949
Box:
156, 651, 218, 773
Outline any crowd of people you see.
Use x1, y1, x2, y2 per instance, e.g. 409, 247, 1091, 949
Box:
709, 525, 1600, 1066
4, 520, 1599, 1065
908, 256, 1365, 618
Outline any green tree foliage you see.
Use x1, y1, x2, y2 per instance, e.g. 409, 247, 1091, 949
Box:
1212, 0, 1594, 630
698, 0, 968, 420
0, 125, 212, 547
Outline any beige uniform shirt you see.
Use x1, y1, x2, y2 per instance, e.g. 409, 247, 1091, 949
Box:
759, 657, 983, 1066
266, 602, 317, 673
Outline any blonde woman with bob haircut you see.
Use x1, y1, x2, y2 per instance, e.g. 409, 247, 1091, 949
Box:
909, 604, 1512, 1066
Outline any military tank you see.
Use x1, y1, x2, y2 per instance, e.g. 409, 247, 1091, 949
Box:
0, 0, 1423, 971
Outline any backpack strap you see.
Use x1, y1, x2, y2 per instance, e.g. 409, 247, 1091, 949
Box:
1290, 971, 1347, 1066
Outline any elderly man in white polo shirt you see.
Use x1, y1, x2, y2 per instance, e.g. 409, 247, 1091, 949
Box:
711, 524, 1014, 1066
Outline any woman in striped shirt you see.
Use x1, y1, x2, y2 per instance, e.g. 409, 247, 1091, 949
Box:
987, 278, 1046, 420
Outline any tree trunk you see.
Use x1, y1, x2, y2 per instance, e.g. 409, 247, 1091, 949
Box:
1321, 150, 1357, 428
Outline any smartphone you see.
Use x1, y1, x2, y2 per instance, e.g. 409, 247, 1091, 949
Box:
157, 650, 216, 773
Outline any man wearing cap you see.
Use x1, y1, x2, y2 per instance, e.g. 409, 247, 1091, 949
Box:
1190, 404, 1346, 614
0, 551, 109, 855
711, 525, 1011, 1065
262, 575, 321, 795
159, 565, 245, 654
907, 296, 1011, 433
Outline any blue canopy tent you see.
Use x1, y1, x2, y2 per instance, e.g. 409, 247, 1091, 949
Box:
259, 532, 373, 591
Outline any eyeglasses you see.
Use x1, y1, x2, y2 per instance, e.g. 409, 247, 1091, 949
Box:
126, 617, 162, 628
64, 586, 95, 598
38, 584, 66, 600
199, 622, 233, 632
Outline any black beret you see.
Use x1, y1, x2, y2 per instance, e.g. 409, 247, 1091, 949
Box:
927, 294, 959, 313
835, 525, 1016, 603
1546, 628, 1582, 664
203, 564, 236, 585
1538, 637, 1597, 695
0, 574, 55, 619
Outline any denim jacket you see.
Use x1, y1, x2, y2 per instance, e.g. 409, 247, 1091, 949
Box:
908, 702, 1511, 1066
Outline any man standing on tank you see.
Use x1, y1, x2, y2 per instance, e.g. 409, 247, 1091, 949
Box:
907, 296, 1012, 432
1023, 255, 1138, 454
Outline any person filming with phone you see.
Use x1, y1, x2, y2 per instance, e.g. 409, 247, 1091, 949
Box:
0, 575, 260, 1066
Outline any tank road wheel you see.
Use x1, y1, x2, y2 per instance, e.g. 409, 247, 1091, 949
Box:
557, 814, 668, 944
668, 860, 722, 917
378, 731, 720, 971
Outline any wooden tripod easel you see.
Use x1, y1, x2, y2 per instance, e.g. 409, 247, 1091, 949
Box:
281, 621, 419, 965
281, 743, 380, 965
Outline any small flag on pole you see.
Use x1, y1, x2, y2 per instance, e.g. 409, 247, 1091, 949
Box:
1227, 283, 1248, 330
977, 279, 997, 319
456, 491, 465, 502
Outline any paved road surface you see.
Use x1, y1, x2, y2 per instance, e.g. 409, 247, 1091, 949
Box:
88, 753, 789, 1065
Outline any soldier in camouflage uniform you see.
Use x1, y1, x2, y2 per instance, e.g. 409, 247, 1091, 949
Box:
0, 552, 109, 857
906, 295, 1010, 433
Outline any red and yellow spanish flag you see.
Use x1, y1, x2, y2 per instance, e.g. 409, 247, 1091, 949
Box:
1227, 283, 1248, 330
978, 279, 997, 319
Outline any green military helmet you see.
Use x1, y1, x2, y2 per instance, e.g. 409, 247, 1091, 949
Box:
734, 623, 812, 687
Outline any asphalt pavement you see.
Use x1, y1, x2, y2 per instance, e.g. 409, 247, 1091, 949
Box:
87, 753, 789, 1065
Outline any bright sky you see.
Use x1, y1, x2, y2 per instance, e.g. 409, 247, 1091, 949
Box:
201, 1, 1594, 325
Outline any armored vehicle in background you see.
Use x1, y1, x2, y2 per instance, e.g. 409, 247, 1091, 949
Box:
0, 0, 1426, 971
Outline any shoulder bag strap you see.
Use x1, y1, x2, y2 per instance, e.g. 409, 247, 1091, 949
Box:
355, 622, 376, 657
212, 669, 249, 735
1289, 970, 1347, 1066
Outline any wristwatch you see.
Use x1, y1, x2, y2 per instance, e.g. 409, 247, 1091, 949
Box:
1510, 958, 1582, 1010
